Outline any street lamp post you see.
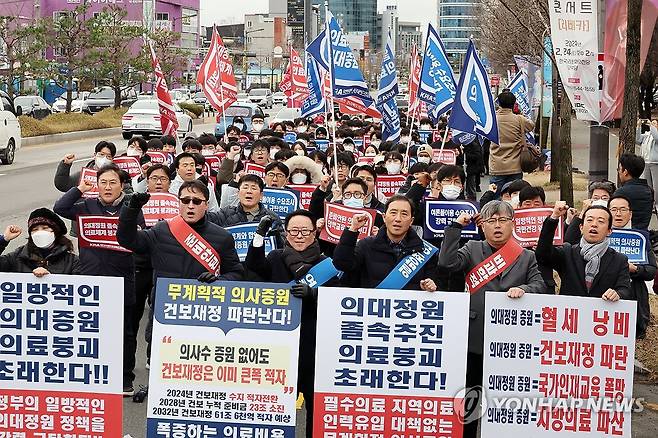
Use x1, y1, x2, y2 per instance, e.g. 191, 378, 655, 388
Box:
243, 28, 264, 90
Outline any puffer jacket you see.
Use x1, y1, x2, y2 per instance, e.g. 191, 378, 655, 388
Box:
53, 188, 144, 306
0, 241, 81, 274
116, 207, 244, 281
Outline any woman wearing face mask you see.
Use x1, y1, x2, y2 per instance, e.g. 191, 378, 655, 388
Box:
384, 151, 404, 175
0, 208, 80, 276
415, 144, 434, 165
284, 155, 324, 186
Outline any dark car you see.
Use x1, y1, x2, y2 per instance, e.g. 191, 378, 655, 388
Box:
84, 87, 138, 114
14, 95, 52, 120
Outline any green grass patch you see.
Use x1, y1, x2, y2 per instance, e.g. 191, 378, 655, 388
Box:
20, 107, 127, 137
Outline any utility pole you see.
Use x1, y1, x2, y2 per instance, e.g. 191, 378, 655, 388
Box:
588, 0, 609, 183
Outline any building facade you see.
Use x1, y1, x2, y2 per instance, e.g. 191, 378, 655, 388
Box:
398, 21, 422, 66
327, 0, 379, 50
380, 4, 398, 52
437, 0, 479, 67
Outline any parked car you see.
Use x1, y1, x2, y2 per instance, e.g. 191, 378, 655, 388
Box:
14, 95, 52, 120
121, 99, 193, 139
272, 91, 287, 106
0, 91, 22, 165
52, 91, 89, 113
193, 91, 208, 106
236, 92, 249, 103
269, 107, 301, 125
170, 88, 192, 102
248, 88, 273, 108
395, 93, 409, 111
215, 102, 267, 137
85, 86, 138, 114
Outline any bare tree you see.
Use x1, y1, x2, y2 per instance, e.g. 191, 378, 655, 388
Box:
0, 16, 47, 98
620, 0, 644, 153
146, 28, 189, 90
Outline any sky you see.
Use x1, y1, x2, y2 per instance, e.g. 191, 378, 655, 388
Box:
200, 0, 437, 36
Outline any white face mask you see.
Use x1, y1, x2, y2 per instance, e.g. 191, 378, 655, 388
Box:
511, 194, 520, 208
31, 230, 55, 249
343, 197, 364, 209
95, 156, 110, 169
400, 136, 411, 144
344, 144, 354, 152
371, 140, 381, 147
234, 123, 244, 131
385, 162, 401, 174
418, 156, 431, 164
297, 125, 307, 133
592, 199, 608, 207
252, 122, 264, 132
441, 184, 461, 200
127, 147, 141, 157
295, 149, 305, 156
270, 148, 280, 160
201, 149, 214, 156
243, 148, 252, 158
328, 121, 337, 128
365, 152, 376, 157
420, 124, 431, 130
291, 173, 307, 184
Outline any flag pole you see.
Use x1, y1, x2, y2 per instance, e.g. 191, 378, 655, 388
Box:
213, 25, 228, 143
324, 2, 339, 187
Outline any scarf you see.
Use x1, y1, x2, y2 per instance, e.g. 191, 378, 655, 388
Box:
579, 237, 609, 290
281, 240, 323, 280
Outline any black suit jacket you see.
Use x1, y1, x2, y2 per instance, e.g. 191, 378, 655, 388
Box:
536, 217, 631, 299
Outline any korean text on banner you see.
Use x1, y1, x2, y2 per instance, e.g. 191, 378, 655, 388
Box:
482, 293, 636, 437
262, 188, 300, 220
245, 162, 266, 179
376, 175, 407, 200
142, 193, 180, 227
225, 223, 277, 262
79, 168, 98, 198
313, 287, 470, 438
609, 229, 649, 264
548, 0, 600, 122
113, 156, 141, 178
319, 203, 377, 245
147, 278, 301, 438
288, 184, 316, 210
424, 200, 479, 239
433, 149, 457, 165
0, 273, 124, 438
78, 216, 131, 253
513, 208, 563, 248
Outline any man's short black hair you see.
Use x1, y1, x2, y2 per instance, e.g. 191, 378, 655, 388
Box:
252, 139, 270, 151
146, 164, 172, 179
436, 164, 466, 184
608, 193, 632, 208
502, 179, 531, 195
274, 149, 295, 161
179, 180, 210, 201
284, 209, 316, 230
160, 135, 177, 147
173, 152, 199, 169
198, 133, 218, 146
226, 125, 241, 136
238, 173, 265, 192
498, 91, 516, 109
384, 194, 415, 217
409, 162, 429, 175
341, 177, 368, 195
265, 161, 290, 177
182, 139, 203, 152
329, 151, 355, 169
128, 136, 148, 153
95, 140, 116, 157
619, 153, 645, 179
519, 186, 546, 204
146, 138, 163, 151
96, 163, 127, 183
353, 164, 377, 182
384, 151, 404, 163
583, 205, 613, 230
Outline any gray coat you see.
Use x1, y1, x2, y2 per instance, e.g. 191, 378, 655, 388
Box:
438, 223, 547, 355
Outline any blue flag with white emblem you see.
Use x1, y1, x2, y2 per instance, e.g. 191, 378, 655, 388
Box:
507, 71, 536, 145
376, 31, 401, 143
301, 53, 325, 118
418, 24, 456, 121
449, 41, 499, 144
307, 11, 373, 107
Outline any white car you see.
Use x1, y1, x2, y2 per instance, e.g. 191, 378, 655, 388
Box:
0, 90, 22, 164
269, 107, 300, 125
121, 99, 193, 140
272, 91, 286, 105
248, 88, 273, 108
52, 91, 89, 113
237, 92, 249, 103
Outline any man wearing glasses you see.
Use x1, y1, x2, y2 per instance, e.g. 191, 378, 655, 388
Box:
169, 152, 220, 212
263, 162, 290, 188
438, 200, 546, 438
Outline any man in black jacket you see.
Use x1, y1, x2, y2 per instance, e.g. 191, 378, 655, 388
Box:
333, 195, 438, 291
614, 153, 653, 230
53, 164, 144, 397
54, 141, 117, 192
536, 201, 631, 301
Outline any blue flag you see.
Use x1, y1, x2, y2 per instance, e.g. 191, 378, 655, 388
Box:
449, 41, 499, 144
418, 24, 456, 121
376, 31, 401, 143
508, 71, 531, 119
307, 11, 373, 106
301, 54, 325, 118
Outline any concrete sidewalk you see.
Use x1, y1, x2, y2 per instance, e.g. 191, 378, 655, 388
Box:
568, 119, 620, 179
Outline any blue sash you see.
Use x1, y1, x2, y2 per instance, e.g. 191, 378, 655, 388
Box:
288, 258, 341, 287
377, 240, 438, 289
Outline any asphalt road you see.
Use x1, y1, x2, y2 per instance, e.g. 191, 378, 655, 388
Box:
1, 117, 656, 437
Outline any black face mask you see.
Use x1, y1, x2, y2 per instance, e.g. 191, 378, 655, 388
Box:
227, 136, 239, 143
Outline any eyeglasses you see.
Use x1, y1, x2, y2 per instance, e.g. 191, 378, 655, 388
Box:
336, 164, 350, 171
483, 217, 513, 225
343, 192, 365, 199
252, 147, 268, 153
179, 197, 206, 205
609, 207, 630, 213
287, 229, 313, 237
148, 176, 169, 183
266, 172, 287, 179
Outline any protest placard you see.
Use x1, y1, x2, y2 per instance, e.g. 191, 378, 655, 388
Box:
147, 278, 301, 438
482, 293, 636, 437
262, 188, 300, 220
142, 193, 180, 227
433, 149, 457, 165
225, 223, 277, 262
424, 200, 479, 238
513, 208, 562, 247
376, 174, 407, 199
78, 216, 130, 252
609, 229, 649, 264
79, 168, 99, 198
288, 184, 316, 210
319, 203, 377, 244
245, 162, 266, 179
113, 156, 141, 178
314, 287, 470, 437
146, 151, 170, 165
0, 273, 124, 437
